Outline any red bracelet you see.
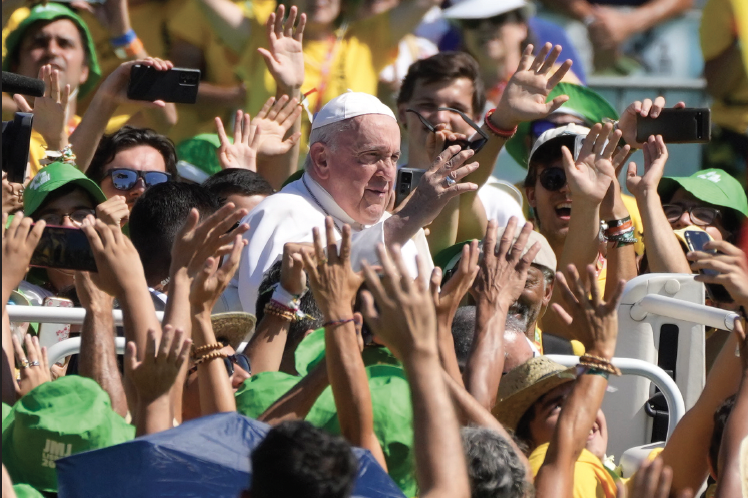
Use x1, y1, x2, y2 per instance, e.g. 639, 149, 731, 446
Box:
484, 109, 518, 138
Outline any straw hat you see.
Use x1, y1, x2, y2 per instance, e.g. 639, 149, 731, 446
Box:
492, 356, 576, 430
211, 312, 256, 352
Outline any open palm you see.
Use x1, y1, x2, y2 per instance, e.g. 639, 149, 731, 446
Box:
215, 110, 260, 171
563, 123, 620, 204
252, 95, 302, 159
257, 4, 306, 91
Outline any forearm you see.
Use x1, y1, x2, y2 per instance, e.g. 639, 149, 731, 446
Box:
438, 318, 464, 387
118, 282, 161, 356
463, 132, 508, 189
714, 369, 748, 498
601, 194, 637, 298
463, 305, 506, 409
192, 313, 236, 415
388, 0, 440, 45
404, 349, 470, 498
703, 41, 743, 100
69, 93, 119, 172
246, 315, 291, 374
196, 0, 251, 54
134, 396, 172, 436
628, 0, 693, 34
426, 197, 459, 256
637, 191, 690, 274
385, 206, 429, 247
163, 271, 192, 423
196, 83, 246, 108
78, 300, 128, 417
258, 359, 329, 424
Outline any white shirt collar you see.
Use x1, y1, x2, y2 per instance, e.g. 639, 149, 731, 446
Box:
301, 173, 369, 231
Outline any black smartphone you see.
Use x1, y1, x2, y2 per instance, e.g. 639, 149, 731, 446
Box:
2, 112, 33, 183
683, 230, 733, 303
636, 108, 711, 144
127, 65, 201, 104
395, 167, 425, 208
30, 226, 98, 272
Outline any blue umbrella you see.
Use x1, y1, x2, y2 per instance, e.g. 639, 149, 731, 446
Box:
56, 412, 405, 498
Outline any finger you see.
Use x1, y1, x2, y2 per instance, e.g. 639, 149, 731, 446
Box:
274, 4, 284, 36
414, 253, 430, 294
167, 328, 185, 364
640, 98, 653, 117
233, 110, 243, 144
339, 223, 352, 264
256, 96, 274, 119
555, 269, 580, 309
538, 44, 562, 74
284, 5, 298, 37
655, 465, 673, 498
12, 94, 33, 113
430, 267, 442, 303
602, 129, 622, 160
294, 13, 306, 41
312, 226, 326, 265
376, 244, 400, 295
512, 221, 535, 263
51, 69, 61, 102
551, 302, 574, 326
483, 219, 499, 261
40, 345, 48, 370
81, 222, 105, 253
593, 123, 613, 156
265, 11, 276, 41
547, 59, 573, 89
324, 217, 338, 263
222, 235, 244, 275
301, 248, 320, 281
530, 42, 552, 72
587, 264, 602, 307
61, 84, 71, 109
612, 144, 631, 173
388, 244, 413, 294
143, 328, 157, 361
580, 124, 602, 159
689, 259, 734, 275
566, 265, 590, 308
276, 97, 300, 124
673, 101, 686, 109
516, 44, 534, 71
650, 96, 666, 118
125, 341, 138, 374
268, 94, 289, 121
215, 117, 230, 147
241, 113, 252, 144
361, 260, 388, 306
430, 144, 463, 173
702, 239, 743, 256
498, 216, 519, 259
12, 335, 27, 365
359, 289, 381, 334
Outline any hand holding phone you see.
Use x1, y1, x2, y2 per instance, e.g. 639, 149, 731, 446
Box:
683, 230, 733, 303
127, 65, 201, 104
30, 225, 98, 272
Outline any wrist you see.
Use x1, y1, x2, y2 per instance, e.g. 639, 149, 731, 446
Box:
276, 85, 302, 98
488, 105, 520, 132
586, 347, 614, 362
323, 305, 354, 322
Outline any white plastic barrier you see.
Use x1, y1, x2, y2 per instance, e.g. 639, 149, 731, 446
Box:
6, 305, 164, 326
47, 337, 127, 367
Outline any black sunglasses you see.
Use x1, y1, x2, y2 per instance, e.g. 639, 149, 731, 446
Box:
105, 168, 171, 191
539, 167, 567, 192
189, 353, 251, 376
405, 107, 489, 154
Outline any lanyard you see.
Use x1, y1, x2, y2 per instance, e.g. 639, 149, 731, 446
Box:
311, 22, 348, 116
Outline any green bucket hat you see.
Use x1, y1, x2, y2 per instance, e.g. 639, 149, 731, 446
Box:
505, 82, 619, 167
175, 134, 228, 181
2, 3, 101, 98
1, 376, 135, 492
235, 371, 301, 420
23, 162, 107, 217
658, 168, 748, 221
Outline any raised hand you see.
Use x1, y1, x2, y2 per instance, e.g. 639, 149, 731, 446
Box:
257, 4, 306, 94
13, 65, 71, 150
687, 241, 748, 307
360, 244, 436, 360
617, 457, 693, 498
215, 110, 261, 171
618, 97, 686, 149
626, 135, 668, 199
12, 334, 51, 397
95, 195, 130, 228
188, 233, 245, 313
425, 127, 469, 164
2, 213, 45, 302
2, 172, 24, 215
491, 43, 573, 130
562, 123, 623, 205
552, 264, 624, 359
431, 239, 479, 326
281, 242, 313, 296
252, 95, 303, 160
471, 217, 540, 312
125, 326, 192, 404
302, 218, 363, 317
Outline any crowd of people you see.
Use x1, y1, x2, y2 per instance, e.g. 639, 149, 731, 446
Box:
2, 0, 748, 497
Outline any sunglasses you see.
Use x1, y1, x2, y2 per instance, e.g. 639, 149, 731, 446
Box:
188, 353, 251, 377
538, 167, 567, 191
662, 204, 721, 226
405, 107, 488, 154
105, 168, 171, 191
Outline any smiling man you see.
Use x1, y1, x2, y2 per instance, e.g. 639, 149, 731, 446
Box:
227, 91, 479, 314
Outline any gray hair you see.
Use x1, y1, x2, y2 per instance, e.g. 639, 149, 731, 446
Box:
461, 427, 533, 498
303, 117, 360, 171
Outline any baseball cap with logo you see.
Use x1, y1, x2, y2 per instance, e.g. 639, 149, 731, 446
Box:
2, 3, 102, 98
657, 168, 748, 222
23, 162, 107, 217
311, 91, 396, 131
1, 376, 135, 492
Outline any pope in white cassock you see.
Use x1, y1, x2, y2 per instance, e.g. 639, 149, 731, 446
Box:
220, 92, 480, 314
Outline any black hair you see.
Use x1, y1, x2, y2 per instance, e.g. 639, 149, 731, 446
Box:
30, 184, 98, 219
87, 126, 178, 185
708, 394, 736, 478
461, 427, 533, 498
451, 306, 476, 370
513, 406, 535, 454
251, 420, 357, 498
129, 182, 220, 286
202, 168, 275, 203
255, 260, 324, 357
397, 51, 486, 119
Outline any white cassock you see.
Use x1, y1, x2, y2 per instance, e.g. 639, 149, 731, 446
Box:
217, 173, 433, 314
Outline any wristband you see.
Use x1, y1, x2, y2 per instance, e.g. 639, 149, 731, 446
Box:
110, 29, 137, 48
579, 365, 610, 380
484, 109, 518, 138
271, 283, 305, 311
605, 216, 631, 229
114, 37, 144, 60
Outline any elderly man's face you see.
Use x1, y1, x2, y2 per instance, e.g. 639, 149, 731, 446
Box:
508, 265, 551, 338
15, 19, 89, 93
313, 115, 401, 225
526, 159, 572, 248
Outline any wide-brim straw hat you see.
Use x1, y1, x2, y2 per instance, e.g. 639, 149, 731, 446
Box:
211, 312, 256, 352
492, 356, 577, 430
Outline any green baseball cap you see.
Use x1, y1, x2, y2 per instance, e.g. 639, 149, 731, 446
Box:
2, 376, 134, 492
505, 82, 619, 167
658, 168, 748, 221
235, 371, 301, 419
2, 402, 11, 425
13, 484, 45, 498
2, 3, 101, 98
175, 134, 228, 181
23, 162, 107, 217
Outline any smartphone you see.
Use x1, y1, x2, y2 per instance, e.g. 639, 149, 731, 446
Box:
38, 297, 74, 355
683, 230, 733, 303
395, 168, 425, 208
127, 65, 201, 104
636, 108, 711, 144
29, 226, 98, 272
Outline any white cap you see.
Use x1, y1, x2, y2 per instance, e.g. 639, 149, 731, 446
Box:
442, 0, 530, 20
176, 160, 210, 184
528, 123, 591, 166
311, 91, 396, 131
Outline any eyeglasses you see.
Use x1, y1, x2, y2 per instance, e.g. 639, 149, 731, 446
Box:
538, 167, 567, 192
105, 168, 171, 191
37, 208, 96, 226
188, 353, 251, 377
405, 107, 489, 154
662, 204, 721, 226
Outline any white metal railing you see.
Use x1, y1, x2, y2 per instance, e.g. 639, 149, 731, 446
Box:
6, 304, 164, 326
630, 294, 740, 331
545, 355, 685, 440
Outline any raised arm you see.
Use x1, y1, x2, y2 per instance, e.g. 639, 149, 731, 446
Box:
464, 218, 540, 409
195, 0, 252, 54
535, 264, 624, 498
361, 244, 470, 498
302, 217, 386, 470
387, 0, 442, 47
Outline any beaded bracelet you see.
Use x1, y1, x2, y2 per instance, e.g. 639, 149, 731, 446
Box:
194, 351, 227, 366
264, 302, 296, 322
580, 354, 621, 376
192, 342, 223, 358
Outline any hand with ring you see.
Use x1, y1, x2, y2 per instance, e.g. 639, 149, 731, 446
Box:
12, 333, 51, 398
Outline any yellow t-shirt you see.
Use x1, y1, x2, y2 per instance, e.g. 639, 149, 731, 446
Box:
2, 7, 30, 60
235, 4, 399, 152
530, 443, 619, 498
699, 0, 748, 133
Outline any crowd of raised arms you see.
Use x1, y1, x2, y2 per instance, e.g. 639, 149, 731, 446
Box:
1, 0, 747, 497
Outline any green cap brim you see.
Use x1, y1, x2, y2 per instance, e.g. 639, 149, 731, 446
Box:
658, 168, 748, 220
175, 134, 227, 176
23, 162, 107, 216
505, 83, 619, 168
3, 3, 101, 98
